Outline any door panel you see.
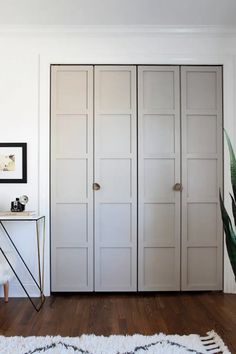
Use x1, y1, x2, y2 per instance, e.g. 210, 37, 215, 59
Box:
98, 115, 131, 154
144, 248, 176, 287
94, 66, 137, 291
181, 66, 223, 290
51, 65, 94, 291
143, 114, 175, 154
144, 159, 175, 200
99, 159, 131, 200
138, 66, 181, 291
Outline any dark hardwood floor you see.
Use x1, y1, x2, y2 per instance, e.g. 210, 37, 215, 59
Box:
0, 292, 235, 352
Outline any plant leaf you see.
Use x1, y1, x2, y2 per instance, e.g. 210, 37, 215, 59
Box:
230, 193, 236, 227
219, 191, 236, 280
224, 130, 236, 201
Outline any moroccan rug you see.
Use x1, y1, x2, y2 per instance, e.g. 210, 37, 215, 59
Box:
0, 331, 230, 354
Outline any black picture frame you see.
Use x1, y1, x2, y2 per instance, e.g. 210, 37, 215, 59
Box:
0, 143, 27, 183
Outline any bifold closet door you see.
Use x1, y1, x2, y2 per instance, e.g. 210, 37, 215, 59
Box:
138, 66, 181, 291
181, 66, 223, 290
51, 66, 94, 291
51, 64, 223, 293
94, 66, 137, 291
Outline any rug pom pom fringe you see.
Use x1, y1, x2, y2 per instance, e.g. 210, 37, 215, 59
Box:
200, 330, 231, 354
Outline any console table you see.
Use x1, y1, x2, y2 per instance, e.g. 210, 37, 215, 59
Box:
0, 215, 45, 311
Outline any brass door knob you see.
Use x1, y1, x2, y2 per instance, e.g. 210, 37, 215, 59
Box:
93, 183, 101, 191
173, 183, 183, 191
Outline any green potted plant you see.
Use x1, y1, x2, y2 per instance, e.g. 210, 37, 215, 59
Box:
219, 131, 236, 281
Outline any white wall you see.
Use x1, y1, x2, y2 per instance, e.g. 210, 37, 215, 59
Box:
0, 26, 236, 296
1, 1, 236, 26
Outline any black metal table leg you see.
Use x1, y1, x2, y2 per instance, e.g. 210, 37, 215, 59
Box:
0, 217, 45, 312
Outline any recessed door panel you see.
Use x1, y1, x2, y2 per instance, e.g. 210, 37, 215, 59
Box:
55, 248, 89, 290
187, 159, 218, 199
143, 70, 175, 110
55, 159, 87, 202
98, 115, 131, 154
99, 159, 131, 200
94, 66, 137, 291
143, 114, 175, 154
100, 248, 132, 288
56, 70, 89, 113
144, 248, 176, 288
144, 159, 175, 201
138, 66, 181, 291
144, 203, 175, 244
99, 204, 132, 244
187, 248, 218, 287
187, 115, 217, 154
55, 204, 88, 245
56, 115, 88, 156
187, 203, 218, 243
186, 71, 217, 110
99, 70, 132, 111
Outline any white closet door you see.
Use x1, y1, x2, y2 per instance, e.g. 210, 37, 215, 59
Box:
94, 66, 137, 291
138, 66, 181, 291
181, 66, 223, 290
51, 65, 94, 291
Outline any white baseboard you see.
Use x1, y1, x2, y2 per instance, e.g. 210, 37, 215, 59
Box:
0, 283, 41, 298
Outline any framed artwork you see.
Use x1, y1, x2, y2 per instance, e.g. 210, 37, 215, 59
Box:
0, 143, 27, 183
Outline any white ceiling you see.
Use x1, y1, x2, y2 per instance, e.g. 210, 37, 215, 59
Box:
0, 0, 236, 26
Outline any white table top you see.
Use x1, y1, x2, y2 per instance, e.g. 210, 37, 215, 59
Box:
0, 213, 45, 221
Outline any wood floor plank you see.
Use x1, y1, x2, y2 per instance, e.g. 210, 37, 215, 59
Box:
0, 292, 235, 352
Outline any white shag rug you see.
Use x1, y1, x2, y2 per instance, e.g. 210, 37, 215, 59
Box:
0, 331, 230, 354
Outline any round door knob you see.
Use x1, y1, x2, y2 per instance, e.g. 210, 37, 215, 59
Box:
93, 183, 101, 191
173, 183, 183, 191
